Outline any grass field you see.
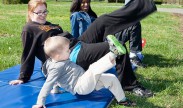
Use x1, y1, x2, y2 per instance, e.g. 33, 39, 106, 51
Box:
0, 1, 183, 108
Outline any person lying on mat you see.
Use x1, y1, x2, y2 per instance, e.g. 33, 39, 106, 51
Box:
9, 0, 156, 97
32, 36, 136, 108
70, 0, 146, 70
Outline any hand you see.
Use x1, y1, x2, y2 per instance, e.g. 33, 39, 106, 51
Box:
9, 80, 24, 85
32, 104, 45, 108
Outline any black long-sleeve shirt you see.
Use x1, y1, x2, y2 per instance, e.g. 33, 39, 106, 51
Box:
19, 21, 78, 82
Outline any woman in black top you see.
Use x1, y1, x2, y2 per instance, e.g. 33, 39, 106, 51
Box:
9, 0, 156, 97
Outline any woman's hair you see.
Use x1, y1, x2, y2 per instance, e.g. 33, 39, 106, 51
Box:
27, 0, 47, 22
70, 0, 97, 18
44, 36, 70, 57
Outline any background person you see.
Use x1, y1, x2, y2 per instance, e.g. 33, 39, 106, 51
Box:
70, 0, 97, 38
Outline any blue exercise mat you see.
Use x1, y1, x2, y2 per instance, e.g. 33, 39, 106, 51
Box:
0, 59, 115, 108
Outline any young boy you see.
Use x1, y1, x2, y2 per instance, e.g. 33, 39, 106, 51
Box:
32, 35, 136, 108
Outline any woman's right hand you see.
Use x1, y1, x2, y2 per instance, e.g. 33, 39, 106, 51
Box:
9, 80, 24, 85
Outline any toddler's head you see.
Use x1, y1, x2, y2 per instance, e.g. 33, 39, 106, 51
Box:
44, 36, 70, 61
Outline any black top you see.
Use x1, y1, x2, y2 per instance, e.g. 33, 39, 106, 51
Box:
19, 21, 78, 82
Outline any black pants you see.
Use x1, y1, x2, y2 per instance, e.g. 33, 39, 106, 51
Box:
77, 42, 138, 90
79, 0, 156, 43
77, 0, 157, 90
115, 22, 142, 53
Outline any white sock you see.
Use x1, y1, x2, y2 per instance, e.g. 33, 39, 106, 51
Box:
110, 51, 117, 58
109, 52, 117, 65
129, 52, 136, 58
136, 52, 142, 55
119, 97, 127, 102
130, 51, 143, 58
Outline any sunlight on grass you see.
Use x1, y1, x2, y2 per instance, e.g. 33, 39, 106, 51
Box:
0, 1, 183, 108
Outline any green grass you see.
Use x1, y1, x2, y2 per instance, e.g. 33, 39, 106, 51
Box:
0, 1, 183, 108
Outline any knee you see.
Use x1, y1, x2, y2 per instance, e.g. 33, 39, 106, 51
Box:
109, 74, 117, 81
75, 84, 95, 95
76, 88, 93, 95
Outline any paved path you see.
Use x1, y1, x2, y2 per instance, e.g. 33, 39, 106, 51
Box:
93, 5, 183, 14
157, 8, 183, 14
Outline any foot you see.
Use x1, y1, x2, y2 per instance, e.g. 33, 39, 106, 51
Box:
32, 104, 46, 108
118, 98, 136, 107
130, 56, 147, 68
107, 35, 126, 55
50, 89, 63, 94
132, 85, 154, 97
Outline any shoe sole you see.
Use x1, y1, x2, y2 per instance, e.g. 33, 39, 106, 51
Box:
107, 35, 126, 54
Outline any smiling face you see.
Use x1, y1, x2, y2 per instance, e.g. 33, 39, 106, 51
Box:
80, 0, 90, 12
30, 4, 48, 24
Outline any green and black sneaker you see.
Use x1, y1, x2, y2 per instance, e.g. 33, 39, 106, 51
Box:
107, 35, 126, 55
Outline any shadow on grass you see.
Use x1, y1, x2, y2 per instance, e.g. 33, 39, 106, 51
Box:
134, 97, 164, 108
136, 74, 183, 93
118, 77, 182, 108
111, 96, 164, 108
143, 54, 183, 68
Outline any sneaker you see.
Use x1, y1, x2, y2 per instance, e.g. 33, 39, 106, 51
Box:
130, 56, 147, 68
132, 85, 154, 97
107, 35, 126, 55
118, 98, 136, 107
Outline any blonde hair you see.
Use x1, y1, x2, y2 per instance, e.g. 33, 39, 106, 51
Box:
27, 0, 47, 22
44, 36, 70, 57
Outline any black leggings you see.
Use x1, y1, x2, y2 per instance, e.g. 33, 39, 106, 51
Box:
77, 0, 156, 90
78, 0, 156, 43
77, 42, 138, 90
115, 22, 142, 53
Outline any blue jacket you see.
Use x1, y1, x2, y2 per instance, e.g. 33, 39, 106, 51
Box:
70, 11, 96, 38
